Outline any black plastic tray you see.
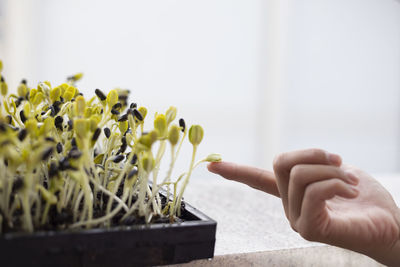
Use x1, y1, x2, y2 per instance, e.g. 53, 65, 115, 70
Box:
0, 202, 216, 267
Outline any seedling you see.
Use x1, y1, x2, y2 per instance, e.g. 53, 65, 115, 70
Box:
0, 60, 221, 233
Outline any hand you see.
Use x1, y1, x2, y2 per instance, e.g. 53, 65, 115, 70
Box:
207, 149, 400, 266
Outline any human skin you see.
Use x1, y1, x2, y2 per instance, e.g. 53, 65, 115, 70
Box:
207, 148, 400, 266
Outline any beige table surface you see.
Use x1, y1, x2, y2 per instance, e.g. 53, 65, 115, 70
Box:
166, 174, 400, 266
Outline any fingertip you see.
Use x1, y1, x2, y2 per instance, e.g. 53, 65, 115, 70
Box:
207, 162, 216, 173
349, 185, 359, 197
327, 153, 342, 166
339, 185, 359, 199
345, 171, 359, 185
207, 161, 224, 174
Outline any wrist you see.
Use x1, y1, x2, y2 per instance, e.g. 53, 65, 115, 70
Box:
371, 239, 400, 266
371, 207, 400, 266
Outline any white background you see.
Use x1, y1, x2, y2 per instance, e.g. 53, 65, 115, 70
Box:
0, 0, 399, 180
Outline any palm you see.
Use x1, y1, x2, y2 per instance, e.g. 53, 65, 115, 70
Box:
312, 167, 400, 253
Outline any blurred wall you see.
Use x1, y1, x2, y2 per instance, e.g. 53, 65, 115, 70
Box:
0, 0, 400, 176
280, 0, 400, 173
0, 0, 262, 180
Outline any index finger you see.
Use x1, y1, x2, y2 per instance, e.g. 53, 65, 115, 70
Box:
207, 161, 280, 197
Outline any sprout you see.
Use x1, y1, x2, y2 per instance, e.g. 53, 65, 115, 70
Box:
154, 114, 167, 137
107, 90, 118, 108
0, 61, 219, 234
189, 125, 204, 146
165, 106, 177, 125
205, 153, 222, 162
168, 125, 180, 146
75, 95, 86, 116
137, 107, 147, 120
49, 86, 61, 103
74, 118, 88, 138
63, 86, 76, 102
67, 72, 83, 82
32, 92, 44, 106
141, 153, 155, 172
17, 82, 28, 98
1, 80, 8, 96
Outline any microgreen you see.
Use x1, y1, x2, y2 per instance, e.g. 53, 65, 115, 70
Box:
0, 60, 221, 233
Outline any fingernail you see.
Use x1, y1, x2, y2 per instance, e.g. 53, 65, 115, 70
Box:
346, 171, 359, 185
350, 185, 359, 195
327, 153, 341, 165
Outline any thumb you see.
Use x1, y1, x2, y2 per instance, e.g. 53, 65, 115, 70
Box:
207, 161, 280, 197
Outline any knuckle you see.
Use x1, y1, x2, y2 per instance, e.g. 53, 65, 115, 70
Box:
290, 165, 307, 182
304, 183, 319, 199
330, 178, 344, 189
308, 148, 326, 160
273, 153, 287, 172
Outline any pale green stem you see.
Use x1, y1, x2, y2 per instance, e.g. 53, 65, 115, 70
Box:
88, 175, 128, 212
69, 188, 130, 229
174, 145, 197, 217
146, 144, 176, 210
73, 191, 84, 222
22, 170, 34, 232
105, 150, 136, 218
41, 202, 51, 225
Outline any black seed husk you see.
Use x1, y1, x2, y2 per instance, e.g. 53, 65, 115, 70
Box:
20, 110, 27, 123
133, 109, 143, 121
45, 137, 55, 143
112, 102, 122, 110
112, 154, 125, 163
42, 147, 54, 161
121, 136, 127, 146
53, 101, 62, 107
111, 109, 120, 115
54, 116, 63, 130
127, 168, 138, 179
48, 106, 55, 117
95, 89, 106, 101
49, 162, 58, 178
68, 148, 82, 159
118, 114, 128, 122
68, 120, 73, 130
15, 97, 23, 107
104, 127, 111, 138
58, 157, 70, 171
130, 154, 138, 165
56, 142, 63, 153
71, 138, 77, 148
118, 142, 127, 154
18, 129, 27, 141
179, 118, 185, 132
92, 128, 101, 141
